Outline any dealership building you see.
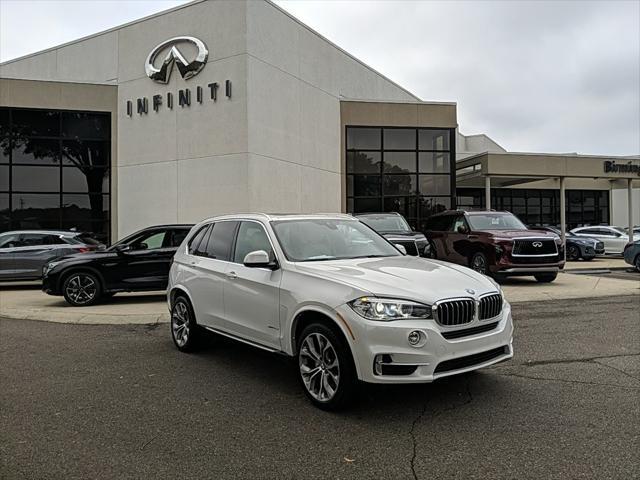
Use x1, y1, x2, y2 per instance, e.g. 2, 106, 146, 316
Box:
0, 0, 638, 243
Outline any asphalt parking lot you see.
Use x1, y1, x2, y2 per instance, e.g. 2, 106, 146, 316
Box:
1, 295, 639, 480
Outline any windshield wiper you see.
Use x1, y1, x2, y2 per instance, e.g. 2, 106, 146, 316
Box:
350, 254, 394, 259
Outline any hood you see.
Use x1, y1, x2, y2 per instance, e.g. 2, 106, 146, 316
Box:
55, 250, 118, 263
485, 229, 559, 239
293, 256, 498, 304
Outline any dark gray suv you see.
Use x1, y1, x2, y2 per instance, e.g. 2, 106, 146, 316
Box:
0, 230, 102, 281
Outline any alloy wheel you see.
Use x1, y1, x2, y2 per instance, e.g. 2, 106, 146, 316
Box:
65, 274, 98, 305
171, 301, 190, 347
299, 332, 340, 402
472, 254, 487, 274
567, 245, 579, 260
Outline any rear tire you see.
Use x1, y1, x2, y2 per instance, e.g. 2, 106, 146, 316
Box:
297, 322, 357, 411
635, 255, 640, 272
534, 273, 558, 283
62, 272, 101, 307
170, 296, 201, 352
470, 252, 490, 275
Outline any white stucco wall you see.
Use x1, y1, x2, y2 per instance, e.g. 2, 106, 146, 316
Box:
611, 187, 640, 227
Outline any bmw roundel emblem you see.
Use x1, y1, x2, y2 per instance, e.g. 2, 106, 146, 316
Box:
465, 288, 475, 295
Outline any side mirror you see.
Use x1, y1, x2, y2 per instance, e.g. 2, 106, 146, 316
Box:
457, 225, 468, 234
395, 244, 407, 255
115, 244, 131, 255
243, 250, 278, 270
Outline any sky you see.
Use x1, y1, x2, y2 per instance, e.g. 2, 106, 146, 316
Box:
0, 0, 638, 156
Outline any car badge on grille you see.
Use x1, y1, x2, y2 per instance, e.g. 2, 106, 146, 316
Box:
532, 241, 543, 247
465, 288, 475, 295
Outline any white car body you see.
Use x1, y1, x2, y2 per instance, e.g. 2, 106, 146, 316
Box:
570, 226, 639, 254
168, 213, 513, 384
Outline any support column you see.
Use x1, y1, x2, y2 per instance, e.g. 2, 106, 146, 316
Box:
629, 178, 634, 244
485, 175, 491, 210
559, 177, 566, 259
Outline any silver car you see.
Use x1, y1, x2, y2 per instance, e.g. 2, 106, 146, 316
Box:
0, 230, 103, 281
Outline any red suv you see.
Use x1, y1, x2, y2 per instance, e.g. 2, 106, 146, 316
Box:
423, 210, 564, 282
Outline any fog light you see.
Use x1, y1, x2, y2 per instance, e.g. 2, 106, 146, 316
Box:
408, 330, 422, 346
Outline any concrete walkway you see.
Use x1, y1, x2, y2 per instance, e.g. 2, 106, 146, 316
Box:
563, 256, 628, 271
1, 266, 638, 325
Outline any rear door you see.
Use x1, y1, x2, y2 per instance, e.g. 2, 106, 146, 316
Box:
12, 233, 64, 279
447, 215, 473, 264
185, 221, 239, 329
222, 220, 282, 348
0, 234, 20, 279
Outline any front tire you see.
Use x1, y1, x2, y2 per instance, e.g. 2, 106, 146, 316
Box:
171, 296, 201, 352
62, 272, 101, 307
534, 273, 558, 283
297, 323, 357, 411
567, 244, 580, 261
470, 252, 490, 275
635, 255, 640, 272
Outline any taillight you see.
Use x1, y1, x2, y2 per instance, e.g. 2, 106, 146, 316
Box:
74, 247, 91, 253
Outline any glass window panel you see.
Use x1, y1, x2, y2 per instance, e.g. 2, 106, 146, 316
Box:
384, 174, 416, 196
348, 175, 381, 197
12, 166, 60, 192
418, 175, 450, 195
62, 140, 110, 167
383, 152, 416, 173
383, 129, 415, 150
233, 221, 274, 263
353, 197, 381, 213
61, 112, 110, 140
12, 109, 60, 137
346, 151, 381, 174
419, 152, 450, 173
0, 193, 9, 228
205, 221, 239, 261
419, 129, 450, 151
11, 194, 60, 230
568, 191, 581, 213
383, 196, 417, 218
62, 194, 109, 221
418, 197, 451, 220
12, 138, 60, 164
0, 165, 8, 191
346, 128, 380, 150
0, 108, 9, 138
63, 166, 109, 193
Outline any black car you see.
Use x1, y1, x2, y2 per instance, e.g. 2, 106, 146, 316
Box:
43, 224, 193, 306
355, 212, 429, 256
530, 226, 604, 260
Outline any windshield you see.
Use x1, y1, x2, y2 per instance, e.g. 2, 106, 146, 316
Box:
467, 213, 527, 231
271, 219, 402, 262
358, 215, 411, 233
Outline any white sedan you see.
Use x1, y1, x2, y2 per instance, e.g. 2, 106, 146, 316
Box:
571, 226, 639, 254
167, 213, 513, 410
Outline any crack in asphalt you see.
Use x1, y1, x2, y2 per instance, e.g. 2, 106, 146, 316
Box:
495, 371, 640, 390
593, 359, 640, 382
409, 377, 474, 480
519, 352, 640, 367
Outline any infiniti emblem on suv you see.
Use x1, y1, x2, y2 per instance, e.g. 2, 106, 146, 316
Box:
532, 241, 543, 247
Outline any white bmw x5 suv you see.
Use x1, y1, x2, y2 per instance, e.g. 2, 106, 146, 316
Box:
168, 214, 513, 410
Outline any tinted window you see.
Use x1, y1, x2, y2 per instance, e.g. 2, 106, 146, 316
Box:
169, 229, 190, 247
383, 129, 415, 150
61, 112, 110, 140
383, 152, 416, 173
188, 224, 211, 256
0, 233, 20, 248
62, 140, 110, 166
418, 129, 450, 151
21, 233, 65, 246
12, 110, 60, 137
346, 152, 381, 174
12, 166, 60, 192
233, 222, 273, 263
62, 166, 109, 193
204, 221, 238, 261
12, 138, 60, 164
346, 128, 380, 150
451, 216, 467, 233
0, 166, 8, 190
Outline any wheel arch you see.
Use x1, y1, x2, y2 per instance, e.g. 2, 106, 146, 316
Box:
57, 266, 106, 292
168, 285, 195, 309
289, 306, 362, 379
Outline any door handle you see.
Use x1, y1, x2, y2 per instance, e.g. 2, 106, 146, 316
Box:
226, 271, 238, 280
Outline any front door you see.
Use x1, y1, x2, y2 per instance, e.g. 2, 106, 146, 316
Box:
0, 233, 20, 279
223, 221, 281, 349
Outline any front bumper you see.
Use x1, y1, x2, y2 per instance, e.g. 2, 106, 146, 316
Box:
337, 302, 514, 384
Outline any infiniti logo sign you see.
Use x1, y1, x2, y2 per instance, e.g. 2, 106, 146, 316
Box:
532, 241, 543, 247
145, 36, 208, 84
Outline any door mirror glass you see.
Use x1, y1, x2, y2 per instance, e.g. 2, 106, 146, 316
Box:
243, 250, 277, 269
395, 244, 407, 255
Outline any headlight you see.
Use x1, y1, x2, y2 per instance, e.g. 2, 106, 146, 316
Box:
349, 297, 432, 321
